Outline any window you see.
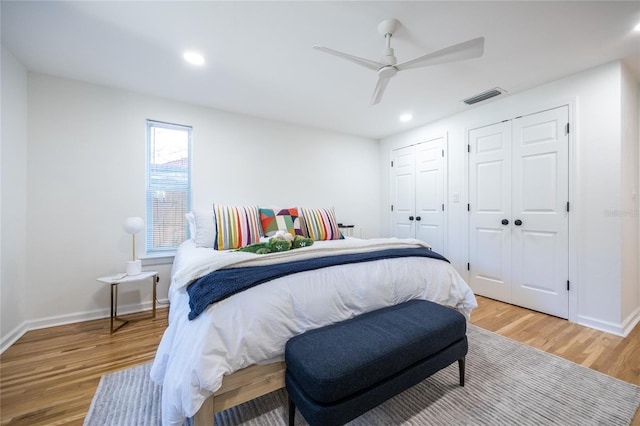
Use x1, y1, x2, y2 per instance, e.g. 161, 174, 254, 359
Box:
146, 120, 192, 254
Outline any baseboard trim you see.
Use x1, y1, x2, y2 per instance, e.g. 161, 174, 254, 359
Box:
621, 307, 640, 337
0, 298, 169, 354
0, 322, 29, 355
576, 309, 640, 338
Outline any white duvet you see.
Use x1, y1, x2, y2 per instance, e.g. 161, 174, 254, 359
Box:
150, 237, 477, 426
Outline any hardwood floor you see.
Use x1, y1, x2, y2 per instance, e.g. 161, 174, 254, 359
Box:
0, 310, 168, 426
1, 296, 638, 425
471, 296, 640, 387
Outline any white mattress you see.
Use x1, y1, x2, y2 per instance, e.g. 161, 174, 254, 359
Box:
150, 238, 477, 426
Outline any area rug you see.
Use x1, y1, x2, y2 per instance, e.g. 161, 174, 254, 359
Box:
84, 324, 640, 426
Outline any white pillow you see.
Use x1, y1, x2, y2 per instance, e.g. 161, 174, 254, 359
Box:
185, 212, 196, 241
192, 210, 216, 248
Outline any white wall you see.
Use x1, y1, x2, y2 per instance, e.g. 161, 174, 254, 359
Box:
188, 106, 380, 226
4, 72, 379, 342
1, 46, 29, 348
380, 60, 640, 336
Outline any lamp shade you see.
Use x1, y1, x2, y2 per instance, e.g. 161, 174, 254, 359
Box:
123, 217, 144, 234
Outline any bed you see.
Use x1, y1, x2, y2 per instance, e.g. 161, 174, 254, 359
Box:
150, 234, 477, 426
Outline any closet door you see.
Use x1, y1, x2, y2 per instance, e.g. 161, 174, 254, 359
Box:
391, 145, 416, 239
390, 138, 446, 252
415, 136, 445, 253
468, 106, 569, 319
511, 107, 569, 318
468, 121, 513, 302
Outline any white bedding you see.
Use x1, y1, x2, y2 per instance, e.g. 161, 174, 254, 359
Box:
150, 237, 477, 426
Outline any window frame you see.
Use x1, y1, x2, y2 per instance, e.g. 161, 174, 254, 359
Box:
145, 119, 193, 255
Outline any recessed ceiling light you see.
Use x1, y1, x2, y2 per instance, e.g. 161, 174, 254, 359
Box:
399, 113, 413, 122
635, 22, 640, 31
183, 51, 205, 66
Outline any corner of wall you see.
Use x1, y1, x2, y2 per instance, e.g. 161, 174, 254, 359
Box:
619, 62, 640, 321
1, 45, 29, 345
0, 322, 28, 354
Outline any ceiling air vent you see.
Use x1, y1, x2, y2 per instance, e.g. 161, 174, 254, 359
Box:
463, 87, 505, 105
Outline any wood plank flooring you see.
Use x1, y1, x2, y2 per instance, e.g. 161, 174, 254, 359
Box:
1, 296, 638, 425
0, 310, 168, 425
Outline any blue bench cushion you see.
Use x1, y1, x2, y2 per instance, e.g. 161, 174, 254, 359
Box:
284, 299, 467, 404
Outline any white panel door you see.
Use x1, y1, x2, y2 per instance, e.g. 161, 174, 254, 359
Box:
391, 137, 446, 252
468, 106, 569, 319
391, 146, 415, 239
511, 107, 569, 318
415, 137, 445, 253
468, 121, 512, 302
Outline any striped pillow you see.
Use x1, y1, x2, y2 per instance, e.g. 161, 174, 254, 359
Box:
213, 205, 262, 250
301, 207, 342, 241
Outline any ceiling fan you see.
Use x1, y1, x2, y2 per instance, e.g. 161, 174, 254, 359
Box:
313, 18, 485, 105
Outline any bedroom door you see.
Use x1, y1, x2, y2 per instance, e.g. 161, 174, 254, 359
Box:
468, 121, 513, 302
391, 136, 446, 253
391, 145, 416, 240
468, 106, 569, 318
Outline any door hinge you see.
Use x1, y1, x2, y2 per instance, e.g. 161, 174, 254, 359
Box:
467, 263, 470, 271
442, 203, 445, 211
391, 204, 394, 212
467, 203, 470, 212
391, 160, 394, 167
567, 280, 570, 291
565, 123, 570, 134
566, 201, 570, 212
467, 144, 471, 153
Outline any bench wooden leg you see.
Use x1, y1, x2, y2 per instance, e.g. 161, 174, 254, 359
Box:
458, 357, 466, 387
288, 396, 296, 426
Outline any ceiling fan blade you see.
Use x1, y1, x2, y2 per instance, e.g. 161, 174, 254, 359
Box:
313, 45, 383, 71
370, 76, 391, 105
395, 37, 484, 71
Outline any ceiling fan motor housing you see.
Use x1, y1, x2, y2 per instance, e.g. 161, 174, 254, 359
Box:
379, 66, 398, 78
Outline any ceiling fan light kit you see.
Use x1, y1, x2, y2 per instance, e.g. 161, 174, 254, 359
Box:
313, 18, 485, 105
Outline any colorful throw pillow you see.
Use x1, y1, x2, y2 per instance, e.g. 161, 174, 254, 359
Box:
213, 205, 262, 250
300, 207, 342, 241
259, 207, 306, 237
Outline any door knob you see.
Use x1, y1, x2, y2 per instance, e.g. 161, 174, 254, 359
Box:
416, 216, 421, 221
514, 219, 523, 226
409, 216, 414, 221
501, 219, 509, 225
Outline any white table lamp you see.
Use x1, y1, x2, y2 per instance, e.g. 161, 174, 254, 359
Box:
123, 216, 144, 275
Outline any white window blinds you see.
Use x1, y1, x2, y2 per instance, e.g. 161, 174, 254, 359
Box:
145, 120, 192, 254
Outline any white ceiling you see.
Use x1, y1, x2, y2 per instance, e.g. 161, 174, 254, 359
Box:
2, 1, 639, 139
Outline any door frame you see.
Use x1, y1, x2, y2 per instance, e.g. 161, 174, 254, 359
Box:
464, 99, 578, 323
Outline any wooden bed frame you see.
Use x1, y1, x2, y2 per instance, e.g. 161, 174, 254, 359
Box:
193, 361, 286, 426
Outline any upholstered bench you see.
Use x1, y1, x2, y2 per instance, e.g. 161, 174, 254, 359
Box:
284, 299, 468, 426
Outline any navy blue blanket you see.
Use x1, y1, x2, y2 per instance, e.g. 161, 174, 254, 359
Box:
186, 247, 448, 320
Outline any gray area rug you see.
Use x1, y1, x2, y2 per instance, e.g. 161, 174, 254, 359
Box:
85, 324, 640, 425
